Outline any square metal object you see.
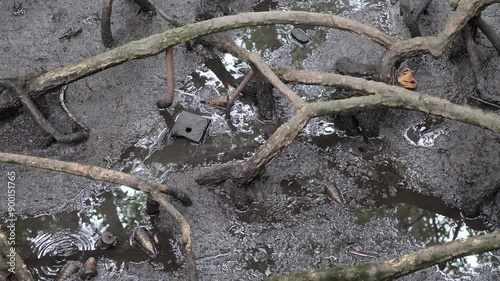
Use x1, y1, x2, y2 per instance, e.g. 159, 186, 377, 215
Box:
170, 111, 210, 143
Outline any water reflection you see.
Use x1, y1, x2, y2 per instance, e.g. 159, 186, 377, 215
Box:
16, 188, 180, 280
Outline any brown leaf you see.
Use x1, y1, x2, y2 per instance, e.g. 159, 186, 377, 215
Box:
397, 66, 417, 89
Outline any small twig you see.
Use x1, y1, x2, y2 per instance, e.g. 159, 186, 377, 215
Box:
469, 95, 500, 109
225, 69, 254, 120
59, 85, 87, 130
84, 78, 93, 91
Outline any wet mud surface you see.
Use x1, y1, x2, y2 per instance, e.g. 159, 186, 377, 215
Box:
1, 0, 500, 280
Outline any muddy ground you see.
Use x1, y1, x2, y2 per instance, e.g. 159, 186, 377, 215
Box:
1, 0, 500, 280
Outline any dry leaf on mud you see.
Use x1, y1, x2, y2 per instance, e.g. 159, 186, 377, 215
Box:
397, 66, 417, 89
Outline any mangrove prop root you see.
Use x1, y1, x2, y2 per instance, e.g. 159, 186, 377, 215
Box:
101, 0, 155, 48
0, 152, 192, 206
475, 16, 500, 55
156, 48, 175, 109
1, 1, 494, 107
225, 68, 254, 120
133, 0, 155, 12
101, 0, 114, 47
18, 89, 89, 143
400, 0, 433, 37
197, 63, 500, 184
153, 194, 197, 281
265, 231, 500, 281
378, 0, 499, 79
0, 232, 34, 281
3, 1, 500, 179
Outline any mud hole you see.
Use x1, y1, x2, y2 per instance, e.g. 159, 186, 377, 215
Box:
1, 0, 500, 280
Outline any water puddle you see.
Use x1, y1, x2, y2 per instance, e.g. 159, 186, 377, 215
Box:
16, 188, 180, 280
404, 123, 447, 147
243, 244, 274, 276
350, 160, 497, 278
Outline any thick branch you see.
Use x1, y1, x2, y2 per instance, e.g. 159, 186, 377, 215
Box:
24, 11, 396, 95
153, 193, 197, 281
266, 231, 500, 281
275, 69, 500, 133
0, 152, 192, 205
196, 108, 310, 185
378, 0, 500, 77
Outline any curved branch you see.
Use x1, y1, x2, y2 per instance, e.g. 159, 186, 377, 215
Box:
266, 231, 500, 281
153, 193, 197, 281
274, 68, 500, 132
378, 0, 500, 77
0, 152, 192, 205
24, 11, 397, 95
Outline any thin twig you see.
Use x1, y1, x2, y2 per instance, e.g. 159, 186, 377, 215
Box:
59, 85, 87, 130
225, 69, 254, 120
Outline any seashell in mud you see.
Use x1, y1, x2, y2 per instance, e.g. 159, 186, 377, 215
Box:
80, 257, 98, 280
56, 261, 80, 281
97, 231, 117, 249
325, 183, 344, 205
134, 227, 157, 258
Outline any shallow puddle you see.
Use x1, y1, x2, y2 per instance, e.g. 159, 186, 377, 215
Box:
16, 188, 180, 280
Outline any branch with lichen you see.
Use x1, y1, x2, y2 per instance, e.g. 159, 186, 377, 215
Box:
266, 231, 500, 281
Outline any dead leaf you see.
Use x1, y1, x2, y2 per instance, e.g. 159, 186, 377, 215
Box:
397, 66, 417, 89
